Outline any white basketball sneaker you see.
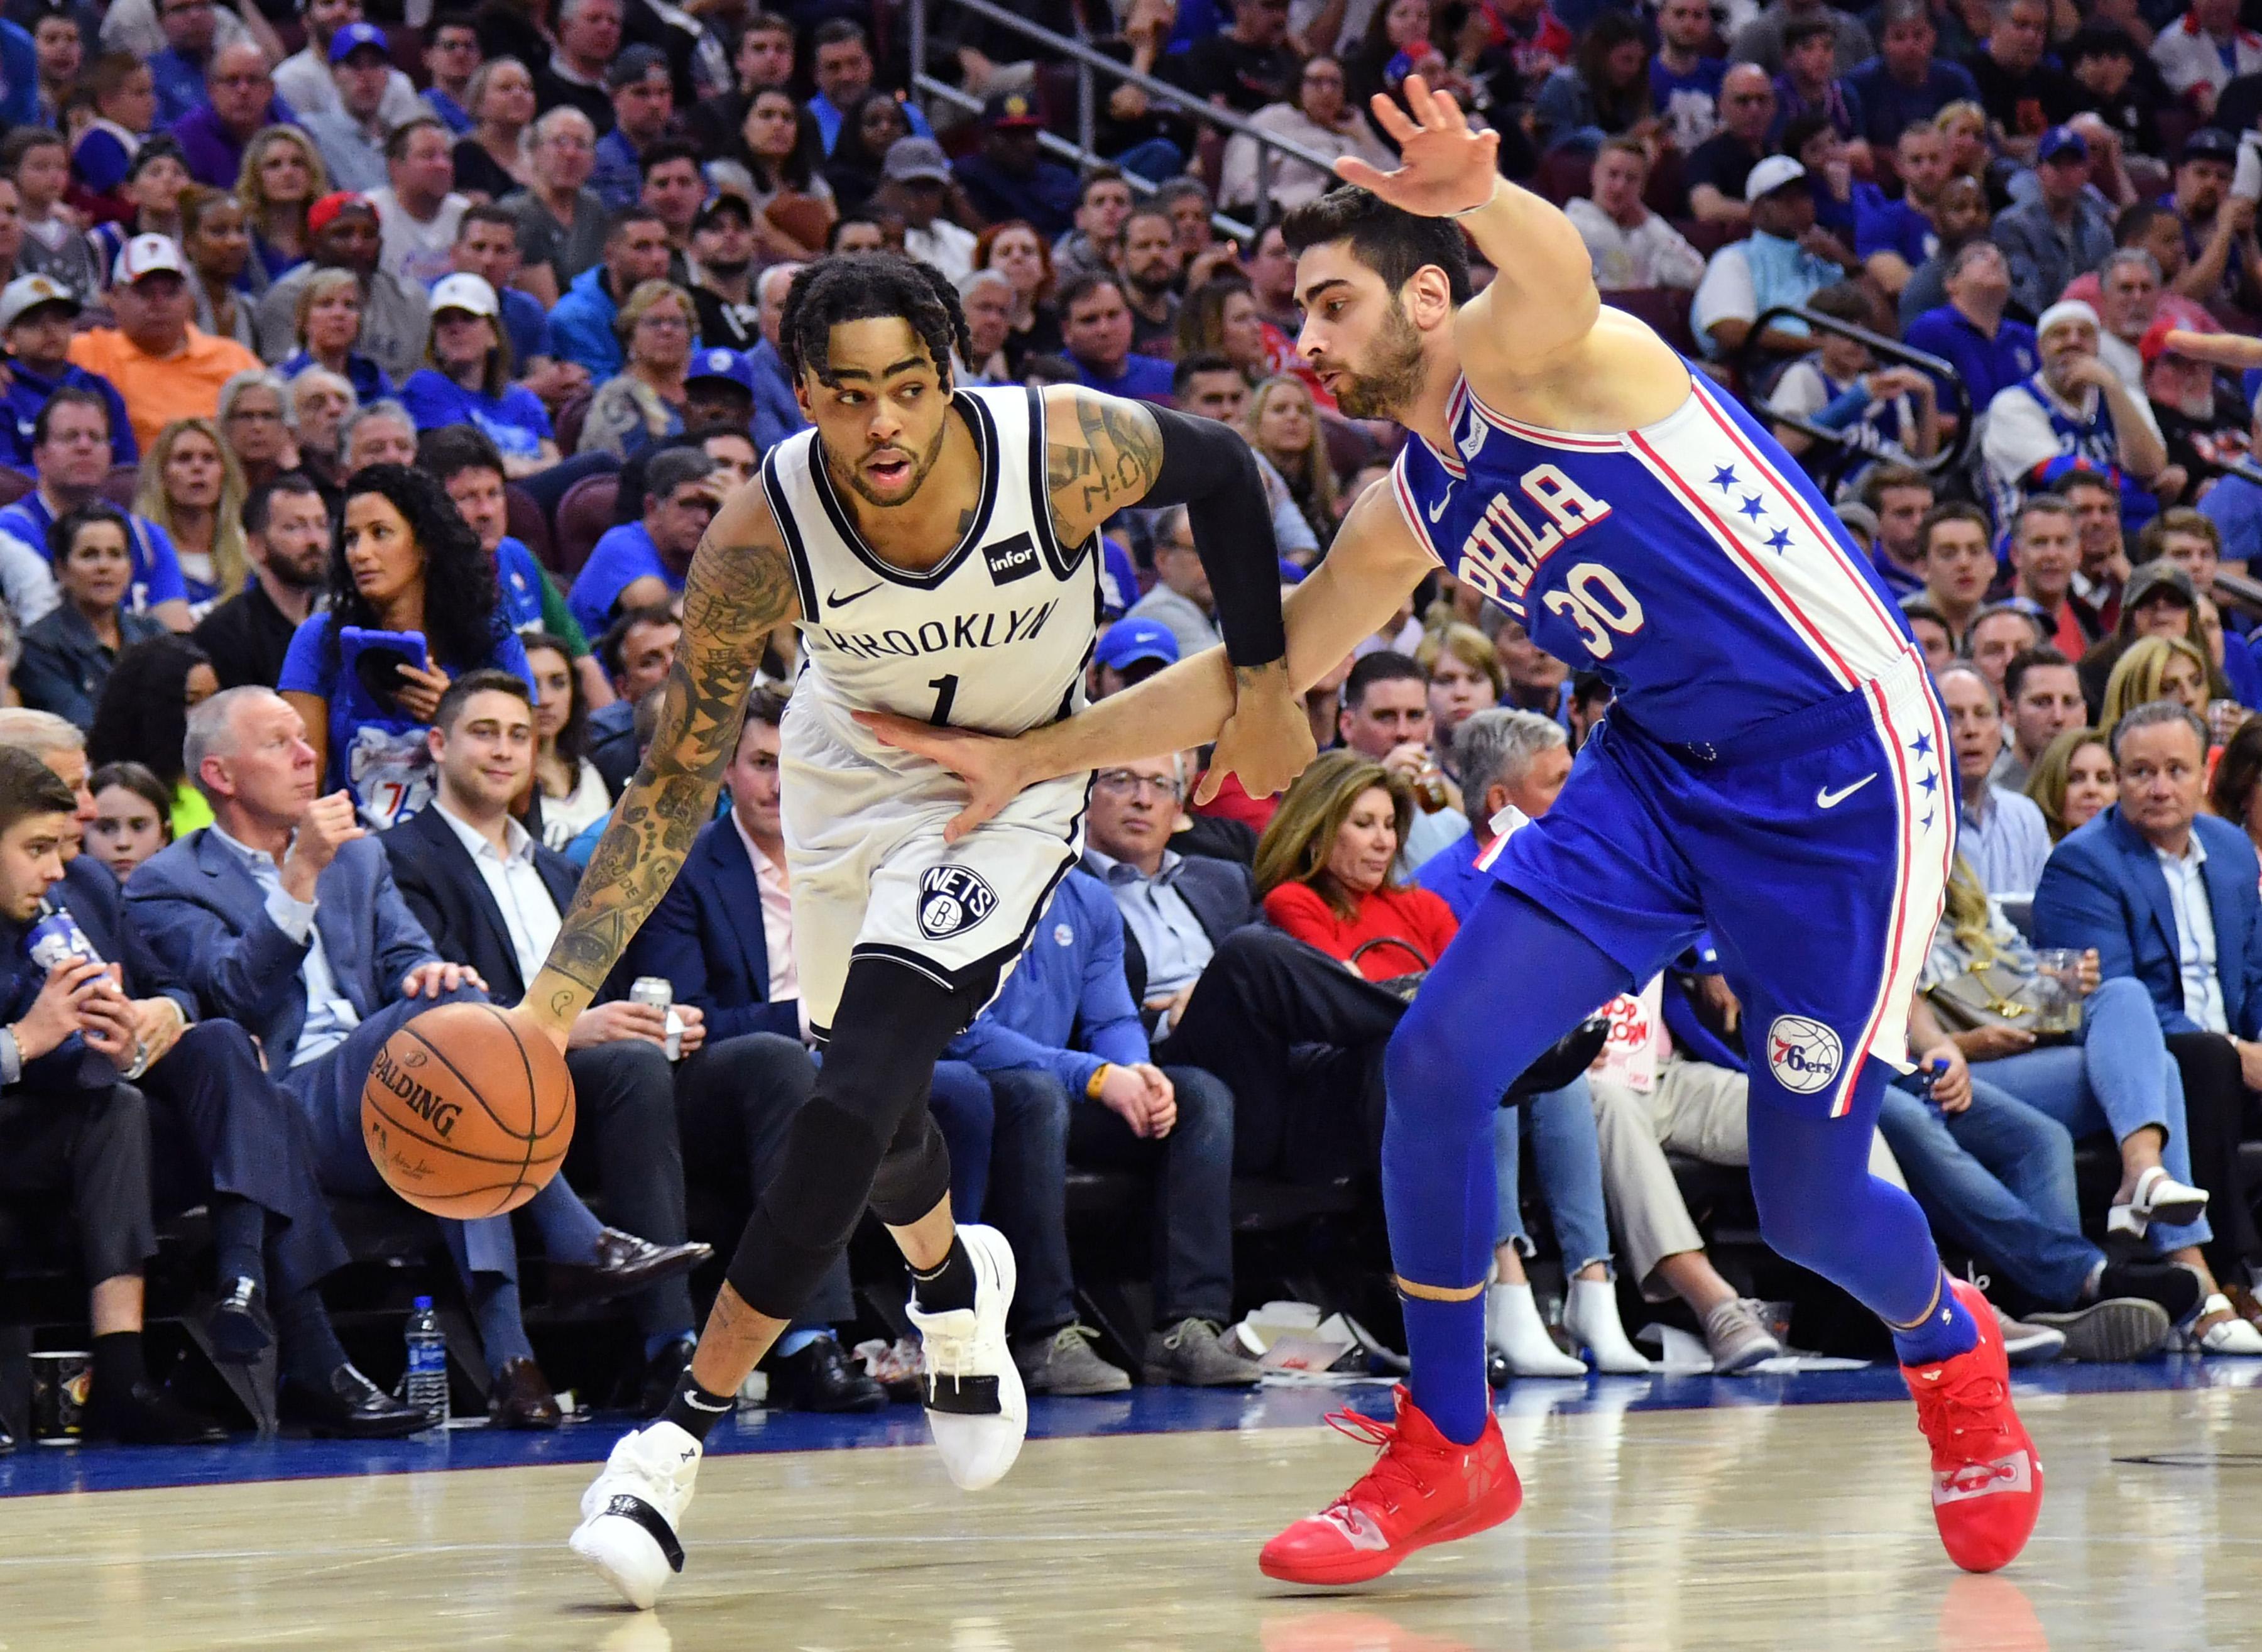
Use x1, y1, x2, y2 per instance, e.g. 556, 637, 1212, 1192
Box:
569, 1420, 704, 1609
905, 1223, 1027, 1491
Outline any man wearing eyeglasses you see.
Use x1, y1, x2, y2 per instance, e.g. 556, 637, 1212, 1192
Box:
172, 41, 297, 191
1082, 751, 1410, 1190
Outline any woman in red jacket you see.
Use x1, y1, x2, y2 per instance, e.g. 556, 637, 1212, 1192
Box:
1253, 750, 1646, 1373
1255, 752, 1456, 976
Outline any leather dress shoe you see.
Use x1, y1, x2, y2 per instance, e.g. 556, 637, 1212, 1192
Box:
488, 1356, 561, 1430
766, 1336, 887, 1414
209, 1276, 274, 1364
84, 1381, 227, 1445
547, 1229, 713, 1309
638, 1332, 697, 1418
282, 1364, 432, 1439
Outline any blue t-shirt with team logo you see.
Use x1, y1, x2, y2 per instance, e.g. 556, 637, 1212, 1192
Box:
1651, 57, 1726, 151
398, 369, 555, 462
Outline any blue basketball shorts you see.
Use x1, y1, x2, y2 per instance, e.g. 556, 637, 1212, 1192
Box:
1483, 652, 1952, 1120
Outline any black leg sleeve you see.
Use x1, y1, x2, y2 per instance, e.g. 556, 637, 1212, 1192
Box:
2165, 1032, 2262, 1274
726, 958, 988, 1320
1139, 403, 1288, 669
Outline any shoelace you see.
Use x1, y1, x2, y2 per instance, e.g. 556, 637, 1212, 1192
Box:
1051, 1324, 1105, 1357
1321, 1408, 1436, 1515
1159, 1318, 1221, 1351
1911, 1362, 2016, 1467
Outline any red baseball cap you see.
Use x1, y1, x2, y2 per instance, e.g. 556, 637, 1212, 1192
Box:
307, 191, 372, 236
2139, 312, 2219, 366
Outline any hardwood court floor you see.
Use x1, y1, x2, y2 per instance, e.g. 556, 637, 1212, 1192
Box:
4, 1373, 2259, 1652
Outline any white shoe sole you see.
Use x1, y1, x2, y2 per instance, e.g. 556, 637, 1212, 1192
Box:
917, 1225, 1028, 1491
570, 1507, 680, 1611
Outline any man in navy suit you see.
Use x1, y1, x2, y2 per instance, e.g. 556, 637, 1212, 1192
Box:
385, 672, 871, 1414
2033, 699, 2262, 1302
620, 687, 988, 1408
0, 747, 226, 1446
128, 687, 702, 1428
0, 708, 427, 1438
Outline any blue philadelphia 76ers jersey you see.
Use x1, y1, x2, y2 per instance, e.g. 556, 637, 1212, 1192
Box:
1392, 372, 1918, 745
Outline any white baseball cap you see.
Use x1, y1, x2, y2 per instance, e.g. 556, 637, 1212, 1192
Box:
429, 271, 500, 320
1744, 155, 1808, 204
0, 273, 80, 331
114, 232, 186, 286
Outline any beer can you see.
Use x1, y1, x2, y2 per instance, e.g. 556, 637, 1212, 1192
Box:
29, 1350, 90, 1441
630, 978, 683, 1061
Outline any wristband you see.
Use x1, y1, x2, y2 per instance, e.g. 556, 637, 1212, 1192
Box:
1086, 1063, 1114, 1100
1448, 182, 1504, 219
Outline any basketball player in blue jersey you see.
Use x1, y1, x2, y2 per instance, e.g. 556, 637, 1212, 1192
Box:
868, 79, 2043, 1583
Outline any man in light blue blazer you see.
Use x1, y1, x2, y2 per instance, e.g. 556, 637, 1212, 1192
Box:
2031, 699, 2262, 1283
128, 687, 702, 1426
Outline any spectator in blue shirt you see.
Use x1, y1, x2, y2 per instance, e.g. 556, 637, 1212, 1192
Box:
1844, 0, 1979, 150
439, 205, 577, 405
949, 868, 1260, 1395
399, 273, 560, 476
0, 275, 136, 474
953, 90, 1079, 239
1059, 270, 1175, 403
1415, 708, 1575, 918
146, 0, 222, 129
748, 262, 809, 452
547, 207, 674, 381
0, 388, 184, 630
74, 54, 157, 206
420, 17, 480, 136
587, 47, 675, 213
806, 20, 931, 156
567, 446, 718, 638
277, 268, 396, 409
276, 464, 532, 828
1772, 17, 1866, 148
1905, 240, 2040, 432
1858, 121, 1952, 298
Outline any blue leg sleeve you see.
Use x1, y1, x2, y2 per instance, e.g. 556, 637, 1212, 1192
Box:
1385, 884, 1636, 1442
1747, 1058, 1979, 1365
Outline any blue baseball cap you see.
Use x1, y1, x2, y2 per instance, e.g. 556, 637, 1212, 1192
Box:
329, 20, 390, 62
1095, 616, 1179, 673
686, 347, 756, 394
2036, 125, 2089, 165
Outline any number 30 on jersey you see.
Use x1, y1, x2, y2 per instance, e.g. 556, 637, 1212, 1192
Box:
1544, 563, 1646, 659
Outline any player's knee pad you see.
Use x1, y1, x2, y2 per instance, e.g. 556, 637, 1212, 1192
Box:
868, 1108, 951, 1228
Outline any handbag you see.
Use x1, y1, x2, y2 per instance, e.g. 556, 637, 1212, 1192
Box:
1343, 936, 1611, 1102
1924, 964, 2074, 1043
1347, 935, 1431, 1002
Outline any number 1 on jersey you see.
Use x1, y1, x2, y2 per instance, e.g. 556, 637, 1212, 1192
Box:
928, 674, 960, 726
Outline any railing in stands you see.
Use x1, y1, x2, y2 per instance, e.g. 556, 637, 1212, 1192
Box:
906, 0, 1342, 242
1738, 304, 1974, 488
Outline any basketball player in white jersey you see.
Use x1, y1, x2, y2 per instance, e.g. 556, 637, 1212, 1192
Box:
515, 254, 1310, 1609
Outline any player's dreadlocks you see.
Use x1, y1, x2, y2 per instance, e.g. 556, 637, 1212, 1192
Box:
779, 253, 974, 388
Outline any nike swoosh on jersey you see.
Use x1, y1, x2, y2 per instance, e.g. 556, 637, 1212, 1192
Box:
1428, 484, 1453, 523
1816, 774, 1878, 809
828, 582, 883, 608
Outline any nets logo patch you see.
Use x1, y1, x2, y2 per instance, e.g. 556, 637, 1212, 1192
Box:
982, 532, 1040, 586
919, 866, 1000, 939
1766, 1015, 1843, 1095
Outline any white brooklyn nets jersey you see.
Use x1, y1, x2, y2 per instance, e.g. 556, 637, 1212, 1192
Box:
760, 384, 1103, 1033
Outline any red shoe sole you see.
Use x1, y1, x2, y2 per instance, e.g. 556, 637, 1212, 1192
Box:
1257, 1479, 1524, 1587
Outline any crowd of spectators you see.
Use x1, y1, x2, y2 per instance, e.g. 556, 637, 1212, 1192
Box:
8, 0, 2262, 1448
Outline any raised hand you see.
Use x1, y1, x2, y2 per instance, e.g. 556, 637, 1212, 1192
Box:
1333, 75, 1500, 219
2158, 330, 2262, 371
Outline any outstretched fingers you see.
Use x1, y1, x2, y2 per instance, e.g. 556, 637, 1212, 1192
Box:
1333, 153, 1394, 189
1367, 90, 1420, 145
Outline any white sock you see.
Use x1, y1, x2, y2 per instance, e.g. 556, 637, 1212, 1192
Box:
1564, 1276, 1654, 1374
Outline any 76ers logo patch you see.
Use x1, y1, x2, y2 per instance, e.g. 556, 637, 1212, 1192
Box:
919, 866, 999, 939
1766, 1015, 1843, 1095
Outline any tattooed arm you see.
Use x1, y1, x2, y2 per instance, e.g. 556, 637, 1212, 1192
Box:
522, 484, 797, 1046
1039, 383, 1313, 801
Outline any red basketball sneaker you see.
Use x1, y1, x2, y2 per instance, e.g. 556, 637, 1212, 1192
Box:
1901, 1277, 2043, 1573
1258, 1386, 1521, 1586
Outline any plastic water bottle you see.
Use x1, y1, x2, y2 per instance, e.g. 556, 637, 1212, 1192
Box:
402, 1296, 449, 1426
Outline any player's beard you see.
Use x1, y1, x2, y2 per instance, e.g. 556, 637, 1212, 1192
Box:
831, 412, 952, 510
1329, 296, 1426, 420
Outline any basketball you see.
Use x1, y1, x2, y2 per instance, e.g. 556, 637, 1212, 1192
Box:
360, 1002, 575, 1219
